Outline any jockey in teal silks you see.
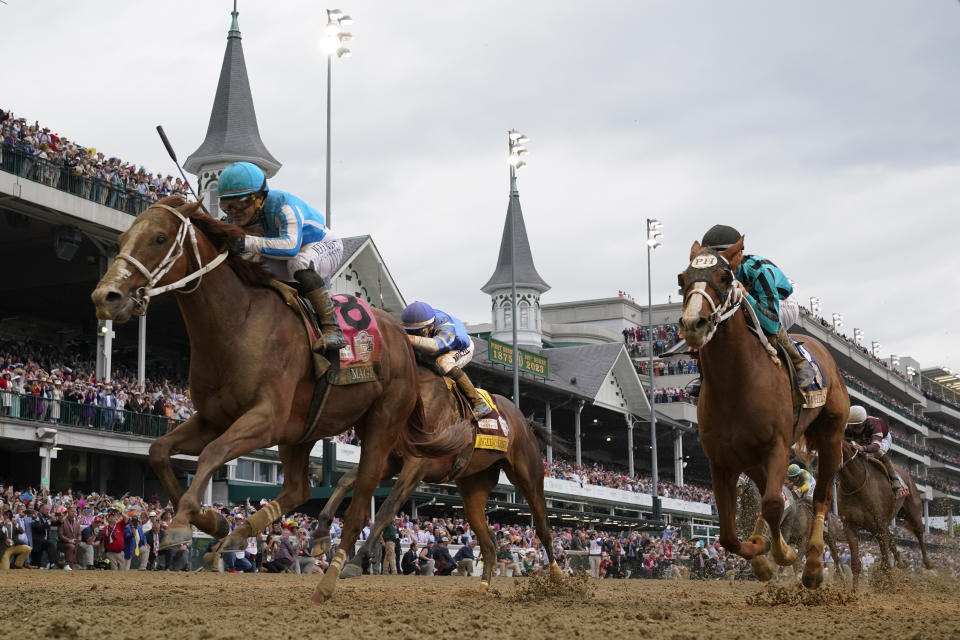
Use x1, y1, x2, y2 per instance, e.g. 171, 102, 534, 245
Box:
686, 224, 815, 395
218, 161, 345, 352
401, 301, 492, 419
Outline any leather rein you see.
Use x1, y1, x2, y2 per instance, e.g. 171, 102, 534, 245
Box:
115, 204, 229, 316
837, 444, 868, 496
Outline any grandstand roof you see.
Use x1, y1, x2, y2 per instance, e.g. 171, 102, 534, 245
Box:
481, 191, 550, 294
183, 8, 281, 177
923, 367, 960, 393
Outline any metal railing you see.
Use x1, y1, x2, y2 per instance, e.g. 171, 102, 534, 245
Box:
0, 143, 161, 216
0, 392, 185, 438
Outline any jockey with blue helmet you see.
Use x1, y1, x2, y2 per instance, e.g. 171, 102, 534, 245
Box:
686, 224, 815, 396
401, 301, 492, 419
217, 162, 345, 352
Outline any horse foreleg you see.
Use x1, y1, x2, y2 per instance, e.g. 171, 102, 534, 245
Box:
313, 418, 394, 605
457, 466, 502, 588
900, 496, 934, 570
164, 408, 277, 550
802, 432, 841, 589
218, 444, 311, 556
747, 516, 774, 582
505, 442, 562, 581
312, 466, 360, 557
760, 449, 796, 569
147, 414, 218, 512
342, 459, 425, 578
714, 465, 760, 558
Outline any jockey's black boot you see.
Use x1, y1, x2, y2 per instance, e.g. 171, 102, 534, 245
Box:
448, 366, 492, 419
879, 453, 905, 495
776, 327, 816, 388
294, 269, 346, 353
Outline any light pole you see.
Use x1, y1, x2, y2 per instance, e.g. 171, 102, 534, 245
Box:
809, 297, 821, 314
854, 328, 864, 346
831, 313, 843, 332
321, 9, 353, 229
507, 129, 528, 409
646, 217, 662, 522
871, 341, 882, 358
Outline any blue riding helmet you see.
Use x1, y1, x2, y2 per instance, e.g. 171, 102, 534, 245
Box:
787, 464, 802, 478
218, 162, 269, 198
401, 301, 436, 331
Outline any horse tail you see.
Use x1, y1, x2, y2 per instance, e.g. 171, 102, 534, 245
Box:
527, 417, 572, 456
400, 418, 474, 458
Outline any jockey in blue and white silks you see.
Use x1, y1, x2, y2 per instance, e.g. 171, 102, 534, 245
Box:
218, 161, 345, 352
401, 301, 492, 419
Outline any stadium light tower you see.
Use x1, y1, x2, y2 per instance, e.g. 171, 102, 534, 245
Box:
890, 354, 900, 368
871, 341, 882, 358
809, 297, 821, 314
507, 129, 529, 408
646, 218, 663, 522
832, 313, 843, 331
854, 328, 864, 346
321, 8, 353, 229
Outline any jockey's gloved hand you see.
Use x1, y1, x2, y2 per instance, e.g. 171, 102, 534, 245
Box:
227, 235, 246, 257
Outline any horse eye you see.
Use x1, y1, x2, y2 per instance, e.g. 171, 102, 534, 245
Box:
155, 233, 167, 244
719, 271, 732, 284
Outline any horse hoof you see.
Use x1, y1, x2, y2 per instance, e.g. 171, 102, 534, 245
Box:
340, 563, 362, 579
312, 537, 330, 557
157, 527, 192, 550
775, 548, 798, 567
219, 536, 246, 553
211, 512, 231, 539
309, 592, 329, 606
751, 557, 773, 582
801, 571, 823, 589
202, 551, 219, 569
748, 535, 770, 554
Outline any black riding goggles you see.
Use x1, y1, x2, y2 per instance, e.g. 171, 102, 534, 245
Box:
219, 195, 255, 215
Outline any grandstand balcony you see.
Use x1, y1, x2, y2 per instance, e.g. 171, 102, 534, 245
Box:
846, 382, 926, 436
923, 398, 960, 430
656, 401, 698, 425
796, 310, 924, 406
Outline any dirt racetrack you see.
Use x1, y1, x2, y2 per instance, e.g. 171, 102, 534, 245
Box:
2, 570, 959, 640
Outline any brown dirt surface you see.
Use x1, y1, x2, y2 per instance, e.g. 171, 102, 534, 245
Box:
2, 570, 959, 640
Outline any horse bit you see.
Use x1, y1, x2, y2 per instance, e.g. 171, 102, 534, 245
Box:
115, 204, 228, 316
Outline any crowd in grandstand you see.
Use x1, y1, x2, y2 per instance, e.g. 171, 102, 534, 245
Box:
0, 107, 191, 216
544, 456, 714, 504
0, 340, 194, 434
624, 324, 682, 359
651, 387, 695, 404
3, 484, 956, 580
637, 359, 699, 377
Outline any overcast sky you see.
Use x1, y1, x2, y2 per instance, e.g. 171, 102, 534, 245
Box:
3, 1, 959, 373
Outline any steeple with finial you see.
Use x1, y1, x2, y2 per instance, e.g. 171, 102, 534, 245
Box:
482, 133, 550, 348
184, 1, 281, 212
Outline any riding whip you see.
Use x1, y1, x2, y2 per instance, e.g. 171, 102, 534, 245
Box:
155, 125, 208, 213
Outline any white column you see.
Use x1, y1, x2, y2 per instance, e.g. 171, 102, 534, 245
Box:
673, 430, 684, 486
625, 414, 635, 477
545, 400, 553, 465
922, 499, 929, 534
137, 313, 147, 387
39, 446, 53, 490
574, 400, 584, 466
411, 499, 417, 520
370, 496, 376, 524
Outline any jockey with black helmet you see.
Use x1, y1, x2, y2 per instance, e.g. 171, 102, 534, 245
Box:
401, 301, 492, 419
217, 162, 345, 352
845, 405, 906, 495
686, 224, 815, 395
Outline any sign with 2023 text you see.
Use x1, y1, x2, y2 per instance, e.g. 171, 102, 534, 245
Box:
487, 338, 549, 377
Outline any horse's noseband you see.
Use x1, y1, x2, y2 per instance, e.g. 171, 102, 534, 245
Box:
679, 249, 742, 341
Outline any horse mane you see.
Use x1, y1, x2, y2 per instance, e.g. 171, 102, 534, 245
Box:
153, 196, 275, 288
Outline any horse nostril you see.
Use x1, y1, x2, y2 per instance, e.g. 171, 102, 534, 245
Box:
695, 318, 708, 330
105, 291, 122, 303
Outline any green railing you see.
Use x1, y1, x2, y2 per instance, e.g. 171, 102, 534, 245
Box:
1, 143, 160, 216
1, 392, 185, 438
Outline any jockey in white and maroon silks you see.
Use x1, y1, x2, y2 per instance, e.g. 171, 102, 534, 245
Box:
845, 406, 905, 495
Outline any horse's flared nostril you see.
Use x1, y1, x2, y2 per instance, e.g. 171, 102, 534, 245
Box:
105, 291, 122, 304
696, 318, 709, 330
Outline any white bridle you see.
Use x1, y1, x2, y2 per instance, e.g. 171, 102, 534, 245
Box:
115, 204, 228, 315
683, 279, 744, 346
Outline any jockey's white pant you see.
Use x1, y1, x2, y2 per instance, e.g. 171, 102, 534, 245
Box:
262, 230, 343, 282
878, 432, 892, 455
435, 341, 475, 375
779, 295, 799, 331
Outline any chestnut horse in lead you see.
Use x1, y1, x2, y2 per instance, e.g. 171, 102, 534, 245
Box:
677, 236, 849, 588
91, 197, 419, 603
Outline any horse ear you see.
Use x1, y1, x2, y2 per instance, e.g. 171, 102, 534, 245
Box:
179, 201, 204, 217
720, 235, 744, 261
689, 241, 702, 261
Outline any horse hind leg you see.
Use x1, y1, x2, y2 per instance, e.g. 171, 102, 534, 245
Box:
312, 467, 359, 557
900, 496, 934, 570
457, 466, 502, 589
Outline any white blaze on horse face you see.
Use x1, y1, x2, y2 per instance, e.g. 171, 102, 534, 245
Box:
116, 264, 132, 281
681, 282, 708, 327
